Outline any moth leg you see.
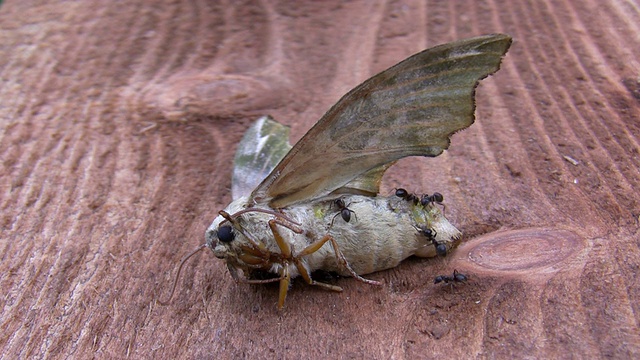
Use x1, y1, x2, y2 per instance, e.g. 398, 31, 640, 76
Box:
226, 262, 243, 282
278, 266, 291, 309
269, 220, 343, 292
298, 234, 382, 286
232, 266, 293, 309
268, 219, 292, 257
267, 219, 296, 309
228, 263, 283, 284
291, 255, 343, 292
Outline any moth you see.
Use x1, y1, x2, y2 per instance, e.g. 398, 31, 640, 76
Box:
205, 34, 512, 308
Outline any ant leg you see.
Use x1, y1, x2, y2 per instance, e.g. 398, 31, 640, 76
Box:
329, 209, 357, 227
344, 202, 357, 224
350, 209, 358, 223
330, 212, 341, 227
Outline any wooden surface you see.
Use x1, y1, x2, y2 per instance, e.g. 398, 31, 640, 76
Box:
1, 1, 639, 358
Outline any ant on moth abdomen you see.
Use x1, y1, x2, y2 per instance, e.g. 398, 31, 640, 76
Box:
416, 225, 447, 257
395, 188, 420, 205
421, 192, 445, 214
330, 198, 357, 226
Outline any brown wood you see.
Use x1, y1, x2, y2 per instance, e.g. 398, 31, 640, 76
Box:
1, 1, 639, 358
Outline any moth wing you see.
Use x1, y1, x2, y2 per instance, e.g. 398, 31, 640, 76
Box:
331, 163, 397, 197
250, 34, 512, 208
231, 115, 292, 200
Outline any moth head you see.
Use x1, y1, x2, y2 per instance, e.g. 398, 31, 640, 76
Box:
205, 198, 250, 260
205, 217, 235, 260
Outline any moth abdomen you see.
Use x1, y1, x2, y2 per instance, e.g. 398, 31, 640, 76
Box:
314, 195, 458, 275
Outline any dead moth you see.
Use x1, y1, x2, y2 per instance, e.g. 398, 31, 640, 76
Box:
205, 34, 512, 308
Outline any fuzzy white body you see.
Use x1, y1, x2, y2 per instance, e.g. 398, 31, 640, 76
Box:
206, 194, 461, 280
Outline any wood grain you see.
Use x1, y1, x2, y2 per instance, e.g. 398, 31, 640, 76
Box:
1, 1, 639, 358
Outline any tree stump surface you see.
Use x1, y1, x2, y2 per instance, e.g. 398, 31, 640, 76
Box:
1, 1, 639, 358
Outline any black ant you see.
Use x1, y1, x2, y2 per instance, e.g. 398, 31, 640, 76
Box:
417, 226, 447, 257
434, 269, 468, 285
420, 192, 446, 214
420, 192, 443, 206
395, 188, 419, 205
330, 198, 356, 226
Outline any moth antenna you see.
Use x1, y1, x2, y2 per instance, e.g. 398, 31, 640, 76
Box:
230, 207, 301, 227
157, 243, 207, 305
221, 207, 303, 234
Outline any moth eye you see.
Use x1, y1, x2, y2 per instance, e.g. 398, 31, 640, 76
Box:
217, 225, 235, 243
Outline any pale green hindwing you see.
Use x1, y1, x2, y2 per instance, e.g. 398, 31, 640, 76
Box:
231, 116, 293, 200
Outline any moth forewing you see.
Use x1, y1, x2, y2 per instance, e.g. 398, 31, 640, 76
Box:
205, 34, 512, 308
250, 34, 512, 208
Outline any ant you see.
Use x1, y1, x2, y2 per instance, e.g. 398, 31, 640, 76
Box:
330, 198, 356, 226
434, 269, 468, 285
420, 192, 446, 214
395, 188, 419, 205
416, 226, 447, 257
396, 188, 446, 214
420, 192, 443, 206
